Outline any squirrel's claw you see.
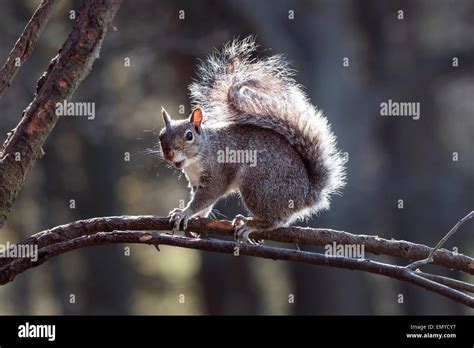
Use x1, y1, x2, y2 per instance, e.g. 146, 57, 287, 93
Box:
169, 208, 190, 232
232, 215, 266, 244
232, 215, 259, 244
231, 214, 249, 227
234, 224, 259, 244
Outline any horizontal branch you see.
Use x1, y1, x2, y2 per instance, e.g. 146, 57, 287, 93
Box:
0, 230, 472, 307
2, 215, 472, 274
0, 0, 59, 97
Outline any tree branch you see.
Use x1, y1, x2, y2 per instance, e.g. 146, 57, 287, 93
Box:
0, 0, 59, 97
0, 215, 473, 307
1, 215, 471, 273
0, 0, 122, 228
416, 271, 474, 294
0, 229, 473, 307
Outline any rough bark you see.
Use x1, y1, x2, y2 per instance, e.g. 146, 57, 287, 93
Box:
0, 0, 122, 227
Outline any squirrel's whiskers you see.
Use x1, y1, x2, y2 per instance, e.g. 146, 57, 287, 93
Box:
158, 37, 345, 243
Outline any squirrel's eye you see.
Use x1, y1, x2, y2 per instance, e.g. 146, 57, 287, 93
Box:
185, 131, 193, 141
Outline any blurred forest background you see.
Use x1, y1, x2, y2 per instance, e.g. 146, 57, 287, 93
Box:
0, 0, 473, 315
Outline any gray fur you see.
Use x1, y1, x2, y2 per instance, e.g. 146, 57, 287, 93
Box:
160, 37, 346, 239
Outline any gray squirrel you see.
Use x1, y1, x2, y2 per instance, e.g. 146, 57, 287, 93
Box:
158, 37, 346, 242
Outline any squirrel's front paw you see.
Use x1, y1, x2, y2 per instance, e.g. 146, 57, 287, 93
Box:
168, 208, 192, 232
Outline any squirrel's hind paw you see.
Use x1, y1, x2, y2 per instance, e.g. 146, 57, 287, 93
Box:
231, 214, 250, 227
232, 215, 262, 244
234, 224, 258, 244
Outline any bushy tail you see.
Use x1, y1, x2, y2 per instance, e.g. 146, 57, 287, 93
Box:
189, 37, 346, 210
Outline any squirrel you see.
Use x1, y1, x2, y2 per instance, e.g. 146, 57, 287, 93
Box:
158, 37, 346, 243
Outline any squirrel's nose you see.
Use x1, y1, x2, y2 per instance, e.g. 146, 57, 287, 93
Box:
165, 150, 174, 161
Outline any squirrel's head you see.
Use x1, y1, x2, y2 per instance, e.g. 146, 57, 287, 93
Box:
158, 107, 204, 170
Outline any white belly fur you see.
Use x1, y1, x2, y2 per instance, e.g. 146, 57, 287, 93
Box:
183, 161, 239, 195
183, 161, 202, 188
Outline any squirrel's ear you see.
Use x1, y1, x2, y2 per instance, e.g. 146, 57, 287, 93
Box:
162, 107, 172, 129
189, 107, 203, 132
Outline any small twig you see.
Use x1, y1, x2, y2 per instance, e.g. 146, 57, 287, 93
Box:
407, 211, 474, 270
415, 271, 474, 293
0, 0, 59, 97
